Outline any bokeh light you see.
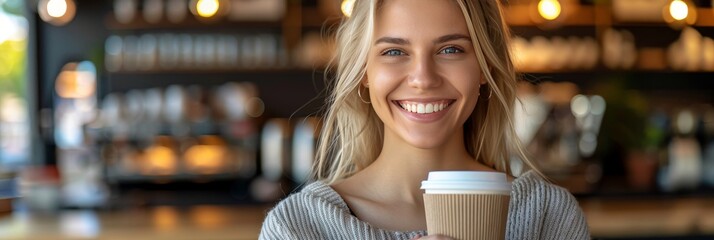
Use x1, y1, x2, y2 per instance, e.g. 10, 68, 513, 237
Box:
669, 0, 688, 21
46, 0, 68, 18
38, 0, 75, 26
196, 0, 219, 18
538, 0, 561, 21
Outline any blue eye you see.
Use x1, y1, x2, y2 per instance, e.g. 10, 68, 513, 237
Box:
440, 46, 463, 54
382, 49, 404, 56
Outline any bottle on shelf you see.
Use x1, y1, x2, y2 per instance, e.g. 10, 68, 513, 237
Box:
252, 118, 291, 202
658, 109, 703, 192
291, 117, 321, 184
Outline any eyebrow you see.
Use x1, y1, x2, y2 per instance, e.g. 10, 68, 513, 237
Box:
374, 34, 471, 45
434, 34, 471, 44
374, 37, 410, 45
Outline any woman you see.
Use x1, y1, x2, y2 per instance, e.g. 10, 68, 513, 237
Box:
260, 0, 590, 239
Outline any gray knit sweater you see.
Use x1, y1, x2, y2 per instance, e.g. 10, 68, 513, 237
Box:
260, 171, 590, 239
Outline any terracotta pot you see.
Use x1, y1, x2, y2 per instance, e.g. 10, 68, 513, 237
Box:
625, 150, 658, 190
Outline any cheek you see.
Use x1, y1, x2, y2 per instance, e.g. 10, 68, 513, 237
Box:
367, 64, 405, 92
447, 66, 482, 113
445, 65, 481, 96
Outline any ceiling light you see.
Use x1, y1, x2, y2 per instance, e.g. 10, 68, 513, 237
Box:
538, 0, 561, 21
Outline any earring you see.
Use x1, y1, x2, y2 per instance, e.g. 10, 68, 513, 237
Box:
358, 86, 371, 104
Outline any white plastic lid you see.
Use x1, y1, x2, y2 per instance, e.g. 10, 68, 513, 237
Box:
421, 171, 512, 195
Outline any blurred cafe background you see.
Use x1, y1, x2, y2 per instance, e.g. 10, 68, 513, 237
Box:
0, 0, 713, 239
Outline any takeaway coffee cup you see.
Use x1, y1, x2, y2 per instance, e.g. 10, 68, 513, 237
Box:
421, 171, 512, 240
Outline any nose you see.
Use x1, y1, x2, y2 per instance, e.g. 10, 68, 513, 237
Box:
407, 55, 442, 90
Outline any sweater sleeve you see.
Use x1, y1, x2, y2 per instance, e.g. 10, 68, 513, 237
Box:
258, 189, 333, 239
541, 186, 591, 240
258, 204, 298, 240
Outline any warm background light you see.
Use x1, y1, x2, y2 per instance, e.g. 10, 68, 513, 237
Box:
47, 0, 68, 18
38, 0, 76, 26
196, 0, 219, 18
669, 0, 688, 21
184, 145, 226, 174
143, 146, 178, 175
341, 0, 355, 17
538, 0, 561, 21
55, 71, 96, 99
55, 61, 97, 99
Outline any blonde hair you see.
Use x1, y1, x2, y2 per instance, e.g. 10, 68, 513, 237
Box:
314, 0, 540, 184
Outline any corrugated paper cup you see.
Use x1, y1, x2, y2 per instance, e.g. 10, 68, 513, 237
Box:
421, 171, 512, 240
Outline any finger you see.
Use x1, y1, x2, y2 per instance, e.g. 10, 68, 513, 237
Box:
409, 234, 422, 240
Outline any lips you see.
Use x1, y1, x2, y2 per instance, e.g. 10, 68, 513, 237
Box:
393, 100, 455, 114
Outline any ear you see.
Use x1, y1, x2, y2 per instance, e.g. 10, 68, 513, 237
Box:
479, 73, 487, 85
361, 76, 369, 88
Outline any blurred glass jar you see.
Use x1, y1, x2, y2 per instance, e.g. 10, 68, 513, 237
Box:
228, 0, 285, 21
158, 34, 180, 70
114, 0, 138, 24
105, 35, 123, 72
216, 35, 238, 69
166, 0, 188, 23
179, 34, 194, 69
143, 0, 163, 24
122, 35, 140, 71
138, 34, 158, 71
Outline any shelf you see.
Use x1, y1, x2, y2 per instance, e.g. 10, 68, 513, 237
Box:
105, 13, 283, 31
106, 67, 316, 75
519, 70, 714, 93
576, 187, 714, 201
696, 8, 714, 27
505, 5, 714, 28
103, 68, 327, 93
301, 7, 342, 29
520, 68, 714, 74
610, 8, 714, 28
103, 70, 327, 118
104, 68, 324, 83
505, 5, 597, 27
105, 172, 245, 184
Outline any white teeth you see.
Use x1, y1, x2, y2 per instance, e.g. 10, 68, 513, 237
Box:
399, 101, 450, 113
425, 104, 434, 113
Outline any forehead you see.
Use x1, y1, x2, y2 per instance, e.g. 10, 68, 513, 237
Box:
374, 0, 470, 38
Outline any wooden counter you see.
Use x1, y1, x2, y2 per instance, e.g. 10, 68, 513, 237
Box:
0, 204, 273, 240
0, 197, 712, 239
580, 197, 714, 238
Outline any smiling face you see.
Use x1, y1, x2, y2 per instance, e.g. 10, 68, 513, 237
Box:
365, 0, 485, 150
